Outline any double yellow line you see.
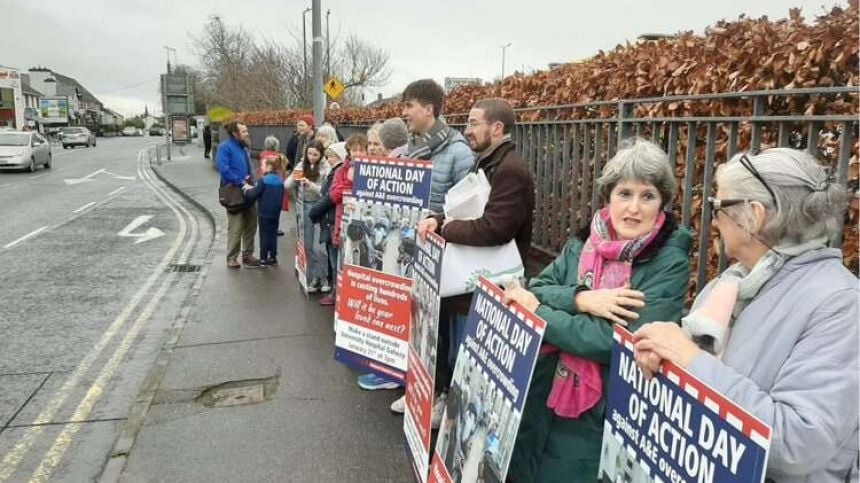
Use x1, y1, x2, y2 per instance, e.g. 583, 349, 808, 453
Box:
0, 148, 200, 482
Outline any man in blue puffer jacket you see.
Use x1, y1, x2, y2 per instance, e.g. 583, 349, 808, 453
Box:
355, 80, 475, 394
402, 79, 474, 214
243, 158, 286, 266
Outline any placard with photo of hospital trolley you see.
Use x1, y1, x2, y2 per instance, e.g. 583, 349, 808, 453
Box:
405, 230, 445, 483
598, 326, 772, 483
429, 277, 546, 483
334, 156, 432, 385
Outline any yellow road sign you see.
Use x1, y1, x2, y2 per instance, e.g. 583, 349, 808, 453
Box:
208, 106, 234, 123
324, 77, 345, 99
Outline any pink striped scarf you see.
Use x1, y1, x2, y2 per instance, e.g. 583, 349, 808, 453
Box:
542, 207, 666, 418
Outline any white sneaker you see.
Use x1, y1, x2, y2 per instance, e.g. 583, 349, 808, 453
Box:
307, 278, 320, 293
431, 392, 448, 429
390, 395, 406, 414
320, 280, 332, 293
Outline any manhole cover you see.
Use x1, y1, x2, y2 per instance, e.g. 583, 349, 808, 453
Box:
196, 376, 279, 408
168, 264, 201, 273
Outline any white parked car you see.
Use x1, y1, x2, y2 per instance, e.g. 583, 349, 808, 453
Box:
122, 126, 144, 137
0, 131, 52, 172
61, 126, 96, 148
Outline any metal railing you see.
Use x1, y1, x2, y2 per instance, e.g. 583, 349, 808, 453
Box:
269, 87, 860, 293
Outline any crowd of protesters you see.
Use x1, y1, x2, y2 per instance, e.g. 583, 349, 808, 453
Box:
215, 78, 858, 483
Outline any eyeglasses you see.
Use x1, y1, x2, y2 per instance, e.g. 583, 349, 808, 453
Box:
738, 153, 777, 207
466, 120, 490, 129
707, 196, 751, 219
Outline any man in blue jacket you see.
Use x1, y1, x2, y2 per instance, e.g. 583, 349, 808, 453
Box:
356, 79, 474, 393
216, 121, 261, 268
402, 79, 474, 214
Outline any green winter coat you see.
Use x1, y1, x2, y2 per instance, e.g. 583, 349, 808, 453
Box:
507, 224, 692, 483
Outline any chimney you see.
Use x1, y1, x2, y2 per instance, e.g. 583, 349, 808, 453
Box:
377, 93, 383, 101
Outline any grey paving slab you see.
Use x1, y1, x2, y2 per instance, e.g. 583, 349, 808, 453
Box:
177, 248, 328, 346
124, 393, 408, 483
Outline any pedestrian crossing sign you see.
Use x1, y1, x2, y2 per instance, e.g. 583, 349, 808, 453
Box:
324, 77, 345, 99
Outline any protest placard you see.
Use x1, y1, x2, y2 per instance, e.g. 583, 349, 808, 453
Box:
430, 277, 546, 483
334, 156, 432, 384
598, 326, 772, 483
405, 231, 445, 483
294, 190, 308, 293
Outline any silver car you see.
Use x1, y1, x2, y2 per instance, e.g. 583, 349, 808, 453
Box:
61, 126, 96, 149
0, 131, 52, 172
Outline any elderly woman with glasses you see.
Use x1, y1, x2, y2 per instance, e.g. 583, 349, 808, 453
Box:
634, 148, 858, 483
504, 138, 693, 483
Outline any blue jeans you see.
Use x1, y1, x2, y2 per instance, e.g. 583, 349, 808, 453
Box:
448, 312, 469, 371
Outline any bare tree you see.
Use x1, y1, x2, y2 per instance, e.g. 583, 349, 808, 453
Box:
189, 16, 391, 111
331, 35, 391, 105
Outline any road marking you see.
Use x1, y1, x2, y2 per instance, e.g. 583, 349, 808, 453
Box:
0, 183, 11, 188
2, 226, 49, 249
117, 215, 165, 244
28, 261, 178, 482
26, 148, 197, 481
72, 202, 96, 214
64, 169, 136, 186
108, 186, 125, 196
63, 177, 95, 186
0, 150, 189, 481
102, 170, 136, 181
28, 173, 50, 180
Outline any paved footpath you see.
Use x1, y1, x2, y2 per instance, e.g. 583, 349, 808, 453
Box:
104, 144, 409, 483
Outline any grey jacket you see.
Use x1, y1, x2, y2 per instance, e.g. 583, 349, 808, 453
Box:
688, 248, 858, 483
426, 131, 473, 214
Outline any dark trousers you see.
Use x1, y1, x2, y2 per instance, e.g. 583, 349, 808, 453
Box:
259, 217, 280, 261
204, 140, 212, 158
327, 241, 338, 296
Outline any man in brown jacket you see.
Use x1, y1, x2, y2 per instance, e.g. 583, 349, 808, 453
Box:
417, 98, 535, 424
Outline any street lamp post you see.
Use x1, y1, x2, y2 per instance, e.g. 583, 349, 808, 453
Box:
326, 9, 331, 80
162, 45, 176, 160
162, 45, 175, 74
312, 0, 323, 126
302, 7, 312, 105
499, 43, 511, 80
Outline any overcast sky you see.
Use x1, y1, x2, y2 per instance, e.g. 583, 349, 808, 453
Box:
2, 0, 841, 117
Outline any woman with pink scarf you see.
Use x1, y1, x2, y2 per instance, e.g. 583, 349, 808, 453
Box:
505, 138, 692, 483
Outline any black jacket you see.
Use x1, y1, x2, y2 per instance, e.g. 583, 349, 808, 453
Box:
308, 162, 343, 242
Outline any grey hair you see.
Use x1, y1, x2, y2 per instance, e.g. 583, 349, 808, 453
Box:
367, 121, 383, 138
264, 135, 280, 151
597, 137, 676, 208
315, 125, 337, 148
716, 147, 847, 246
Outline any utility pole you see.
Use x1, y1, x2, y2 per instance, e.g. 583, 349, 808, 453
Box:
326, 9, 331, 80
499, 43, 511, 80
312, 0, 323, 126
162, 45, 176, 161
302, 7, 311, 106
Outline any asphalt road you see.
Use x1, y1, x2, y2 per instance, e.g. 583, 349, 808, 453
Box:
0, 137, 213, 482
